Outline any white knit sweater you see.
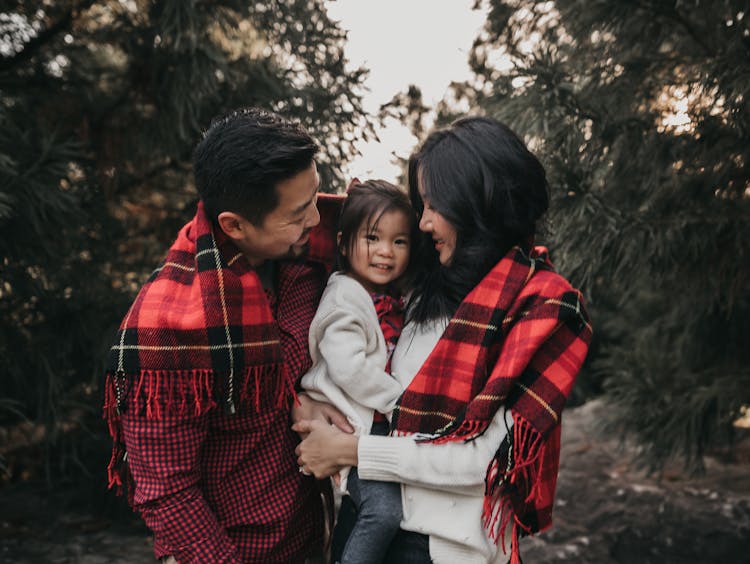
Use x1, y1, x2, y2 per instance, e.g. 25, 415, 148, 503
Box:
357, 319, 513, 564
300, 272, 403, 436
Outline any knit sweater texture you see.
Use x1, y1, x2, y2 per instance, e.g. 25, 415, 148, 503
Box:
301, 272, 403, 435
358, 319, 513, 564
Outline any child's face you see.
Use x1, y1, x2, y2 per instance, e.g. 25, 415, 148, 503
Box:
345, 209, 411, 293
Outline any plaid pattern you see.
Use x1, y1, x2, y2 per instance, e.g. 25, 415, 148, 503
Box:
120, 407, 324, 563
392, 246, 592, 563
104, 195, 342, 563
371, 292, 405, 365
371, 292, 405, 422
105, 201, 291, 419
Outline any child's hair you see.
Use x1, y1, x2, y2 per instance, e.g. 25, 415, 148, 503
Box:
337, 179, 418, 284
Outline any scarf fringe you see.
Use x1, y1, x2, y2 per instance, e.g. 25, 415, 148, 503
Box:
429, 417, 489, 444
103, 365, 295, 501
482, 413, 545, 561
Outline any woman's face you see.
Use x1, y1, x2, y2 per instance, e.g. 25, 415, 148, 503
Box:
418, 181, 457, 266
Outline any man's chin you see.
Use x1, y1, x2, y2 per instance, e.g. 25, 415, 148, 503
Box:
288, 241, 310, 259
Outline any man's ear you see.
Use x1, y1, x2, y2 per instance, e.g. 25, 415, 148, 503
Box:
217, 211, 249, 241
336, 231, 345, 256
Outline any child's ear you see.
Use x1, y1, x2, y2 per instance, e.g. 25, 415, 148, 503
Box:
336, 231, 345, 255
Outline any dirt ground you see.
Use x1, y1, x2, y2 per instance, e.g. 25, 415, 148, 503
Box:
520, 400, 750, 563
1, 400, 748, 563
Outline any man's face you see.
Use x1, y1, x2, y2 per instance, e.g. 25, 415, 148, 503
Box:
234, 161, 321, 265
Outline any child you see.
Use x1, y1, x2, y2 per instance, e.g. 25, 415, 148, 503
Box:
301, 179, 416, 564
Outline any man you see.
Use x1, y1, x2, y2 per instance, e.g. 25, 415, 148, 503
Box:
103, 108, 349, 563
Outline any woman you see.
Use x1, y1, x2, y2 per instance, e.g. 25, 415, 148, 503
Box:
294, 116, 592, 564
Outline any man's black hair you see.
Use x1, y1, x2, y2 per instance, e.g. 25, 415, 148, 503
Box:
193, 107, 318, 225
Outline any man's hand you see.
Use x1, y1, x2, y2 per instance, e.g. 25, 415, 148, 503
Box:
291, 392, 353, 438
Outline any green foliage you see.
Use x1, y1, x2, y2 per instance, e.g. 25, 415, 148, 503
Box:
464, 0, 750, 469
380, 85, 431, 140
0, 0, 372, 485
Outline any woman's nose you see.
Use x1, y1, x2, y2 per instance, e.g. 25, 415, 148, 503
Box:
419, 211, 432, 232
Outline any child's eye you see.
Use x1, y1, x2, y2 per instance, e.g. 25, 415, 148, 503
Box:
365, 234, 378, 242
395, 238, 409, 246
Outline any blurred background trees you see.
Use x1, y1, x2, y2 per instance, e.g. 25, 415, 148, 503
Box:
456, 0, 750, 470
1, 0, 748, 504
0, 0, 372, 489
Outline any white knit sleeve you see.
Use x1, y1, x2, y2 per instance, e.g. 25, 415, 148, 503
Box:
357, 406, 512, 494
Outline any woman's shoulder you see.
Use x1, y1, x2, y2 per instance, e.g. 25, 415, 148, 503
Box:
525, 267, 578, 298
511, 269, 589, 329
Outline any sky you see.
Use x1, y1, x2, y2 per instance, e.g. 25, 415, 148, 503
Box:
324, 0, 487, 183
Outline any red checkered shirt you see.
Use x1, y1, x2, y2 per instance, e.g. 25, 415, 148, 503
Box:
116, 196, 342, 564
120, 261, 326, 563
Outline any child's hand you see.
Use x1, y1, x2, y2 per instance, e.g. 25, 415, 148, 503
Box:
291, 393, 354, 437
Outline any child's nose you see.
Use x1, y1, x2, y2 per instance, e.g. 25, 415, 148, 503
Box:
377, 242, 394, 256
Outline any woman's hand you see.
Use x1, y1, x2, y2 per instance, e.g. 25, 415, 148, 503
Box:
293, 419, 359, 478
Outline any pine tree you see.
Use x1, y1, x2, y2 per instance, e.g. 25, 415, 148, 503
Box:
0, 0, 372, 483
462, 0, 750, 469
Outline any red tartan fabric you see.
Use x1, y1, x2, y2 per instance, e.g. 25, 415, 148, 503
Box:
371, 292, 405, 422
392, 246, 592, 561
371, 292, 405, 366
103, 195, 342, 563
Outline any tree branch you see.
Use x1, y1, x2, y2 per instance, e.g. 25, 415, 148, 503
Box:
115, 158, 191, 195
0, 0, 98, 74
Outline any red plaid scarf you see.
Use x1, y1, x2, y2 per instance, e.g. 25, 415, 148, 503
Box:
371, 292, 405, 422
371, 292, 405, 366
103, 199, 337, 494
392, 246, 592, 563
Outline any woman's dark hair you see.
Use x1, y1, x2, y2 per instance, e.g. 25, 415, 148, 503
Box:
193, 107, 318, 225
337, 179, 418, 285
407, 116, 549, 323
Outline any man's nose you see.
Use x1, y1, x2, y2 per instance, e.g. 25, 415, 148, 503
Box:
305, 201, 321, 228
